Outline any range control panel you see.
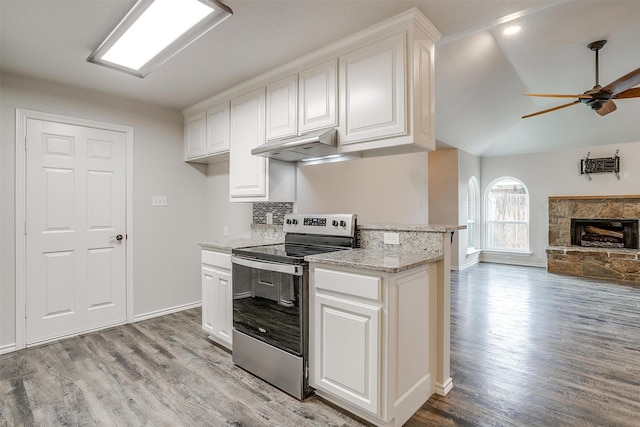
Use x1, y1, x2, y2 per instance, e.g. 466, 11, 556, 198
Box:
283, 213, 357, 237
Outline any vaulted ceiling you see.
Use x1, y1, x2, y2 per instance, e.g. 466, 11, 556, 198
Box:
2, 0, 639, 156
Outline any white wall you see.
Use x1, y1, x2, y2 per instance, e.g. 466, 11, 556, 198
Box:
1, 72, 206, 347
428, 149, 459, 265
296, 152, 429, 224
480, 140, 640, 267
205, 160, 252, 240
457, 149, 481, 269
427, 148, 480, 270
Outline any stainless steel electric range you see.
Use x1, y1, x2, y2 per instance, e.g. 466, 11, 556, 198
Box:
231, 213, 357, 399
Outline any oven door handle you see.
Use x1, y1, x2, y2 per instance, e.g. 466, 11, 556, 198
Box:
231, 255, 304, 276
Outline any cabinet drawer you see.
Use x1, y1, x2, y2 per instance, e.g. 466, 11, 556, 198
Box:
315, 268, 381, 301
202, 250, 231, 270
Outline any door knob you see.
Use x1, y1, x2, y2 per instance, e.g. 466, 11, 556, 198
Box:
111, 234, 124, 241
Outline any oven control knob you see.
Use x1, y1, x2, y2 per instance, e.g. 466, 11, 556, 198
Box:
340, 220, 347, 227
332, 220, 339, 227
291, 219, 298, 225
286, 219, 291, 225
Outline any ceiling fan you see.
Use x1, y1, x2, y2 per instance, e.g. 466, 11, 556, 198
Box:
522, 40, 640, 118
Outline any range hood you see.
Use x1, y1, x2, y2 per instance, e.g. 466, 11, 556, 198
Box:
251, 128, 338, 162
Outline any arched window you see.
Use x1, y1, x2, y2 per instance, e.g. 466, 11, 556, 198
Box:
485, 177, 529, 251
467, 177, 480, 252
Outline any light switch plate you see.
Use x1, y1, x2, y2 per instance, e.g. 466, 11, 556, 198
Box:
152, 195, 167, 207
384, 232, 400, 245
266, 213, 273, 224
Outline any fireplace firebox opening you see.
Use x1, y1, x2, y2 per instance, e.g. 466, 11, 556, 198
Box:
570, 219, 639, 249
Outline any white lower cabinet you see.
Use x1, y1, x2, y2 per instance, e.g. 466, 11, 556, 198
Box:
310, 263, 436, 427
202, 250, 232, 350
314, 292, 381, 414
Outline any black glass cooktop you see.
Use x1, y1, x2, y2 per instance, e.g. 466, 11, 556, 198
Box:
233, 243, 349, 265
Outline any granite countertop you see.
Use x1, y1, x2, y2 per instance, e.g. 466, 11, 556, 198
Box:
199, 237, 283, 253
359, 223, 466, 233
306, 248, 443, 273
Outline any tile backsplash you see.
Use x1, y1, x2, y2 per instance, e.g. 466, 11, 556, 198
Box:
253, 202, 294, 225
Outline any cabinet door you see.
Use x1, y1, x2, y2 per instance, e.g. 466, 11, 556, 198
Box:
229, 88, 267, 199
339, 32, 407, 145
202, 265, 217, 336
313, 293, 381, 415
202, 265, 233, 349
185, 111, 207, 159
212, 268, 233, 347
299, 59, 337, 133
207, 102, 230, 155
266, 75, 298, 140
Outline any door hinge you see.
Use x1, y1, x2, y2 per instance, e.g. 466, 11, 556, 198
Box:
25, 221, 27, 235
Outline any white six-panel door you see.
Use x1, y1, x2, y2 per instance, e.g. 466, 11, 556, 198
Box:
25, 118, 127, 344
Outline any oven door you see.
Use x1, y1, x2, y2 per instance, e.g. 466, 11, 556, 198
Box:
231, 255, 305, 356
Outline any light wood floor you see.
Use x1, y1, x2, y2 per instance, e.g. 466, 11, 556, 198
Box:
2, 263, 640, 426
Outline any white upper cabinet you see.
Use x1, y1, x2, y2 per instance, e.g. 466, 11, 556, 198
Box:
266, 75, 298, 140
338, 12, 439, 155
299, 59, 338, 133
206, 102, 230, 155
229, 88, 268, 199
184, 111, 207, 160
184, 102, 230, 162
339, 32, 406, 145
183, 8, 440, 163
229, 88, 295, 202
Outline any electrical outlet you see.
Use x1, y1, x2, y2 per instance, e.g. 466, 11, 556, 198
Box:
152, 195, 167, 207
384, 232, 400, 245
266, 213, 273, 225
223, 226, 229, 237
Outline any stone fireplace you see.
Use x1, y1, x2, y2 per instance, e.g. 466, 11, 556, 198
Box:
546, 195, 640, 284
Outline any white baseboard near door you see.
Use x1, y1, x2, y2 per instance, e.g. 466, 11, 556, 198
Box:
0, 343, 17, 355
133, 301, 202, 323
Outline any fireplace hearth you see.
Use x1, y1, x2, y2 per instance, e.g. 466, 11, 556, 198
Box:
571, 218, 639, 249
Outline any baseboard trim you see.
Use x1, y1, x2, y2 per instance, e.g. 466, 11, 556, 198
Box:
0, 343, 17, 355
454, 258, 480, 271
479, 258, 546, 268
133, 301, 202, 323
435, 377, 453, 396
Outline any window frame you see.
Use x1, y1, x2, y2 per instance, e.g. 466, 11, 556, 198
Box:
466, 176, 480, 254
484, 176, 530, 253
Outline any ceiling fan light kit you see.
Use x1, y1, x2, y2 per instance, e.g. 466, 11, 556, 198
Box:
522, 40, 640, 118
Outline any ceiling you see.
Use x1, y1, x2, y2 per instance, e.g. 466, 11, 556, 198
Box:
2, 0, 640, 157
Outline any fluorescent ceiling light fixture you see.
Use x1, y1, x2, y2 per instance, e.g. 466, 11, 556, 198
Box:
88, 0, 232, 78
503, 25, 521, 36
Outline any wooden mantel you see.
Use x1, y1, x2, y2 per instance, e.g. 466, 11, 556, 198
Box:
549, 195, 640, 201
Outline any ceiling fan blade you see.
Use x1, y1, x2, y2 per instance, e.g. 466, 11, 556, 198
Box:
523, 93, 592, 99
613, 87, 640, 99
596, 100, 617, 116
522, 100, 580, 119
601, 66, 640, 95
